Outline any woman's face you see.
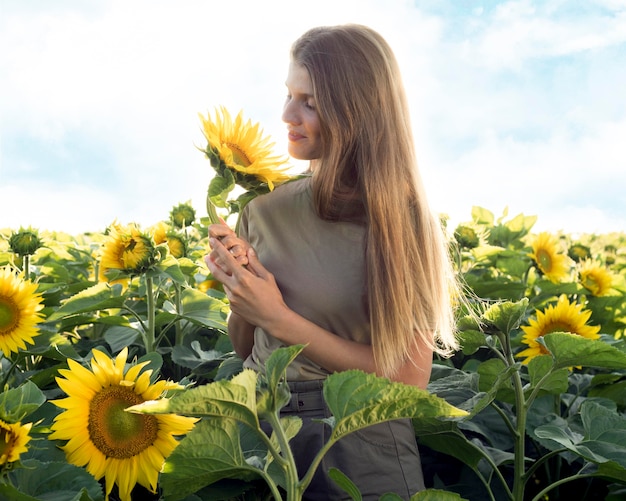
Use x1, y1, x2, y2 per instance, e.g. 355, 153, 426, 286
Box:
282, 62, 322, 161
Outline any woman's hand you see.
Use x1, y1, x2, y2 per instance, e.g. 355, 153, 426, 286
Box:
205, 238, 289, 331
207, 221, 250, 267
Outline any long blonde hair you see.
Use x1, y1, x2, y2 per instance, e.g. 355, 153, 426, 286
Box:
291, 24, 460, 377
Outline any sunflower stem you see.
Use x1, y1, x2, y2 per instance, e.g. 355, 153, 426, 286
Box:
206, 198, 221, 226
23, 254, 30, 280
504, 330, 528, 501
265, 410, 301, 501
145, 276, 156, 353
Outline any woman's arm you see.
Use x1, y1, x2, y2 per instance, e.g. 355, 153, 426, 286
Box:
227, 312, 256, 360
206, 238, 433, 388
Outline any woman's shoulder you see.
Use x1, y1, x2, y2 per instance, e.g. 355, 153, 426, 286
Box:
251, 175, 312, 210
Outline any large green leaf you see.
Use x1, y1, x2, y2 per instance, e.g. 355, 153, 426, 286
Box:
481, 298, 529, 336
160, 419, 262, 501
323, 370, 467, 442
526, 355, 569, 396
541, 332, 626, 370
158, 287, 228, 330
0, 381, 46, 422
46, 282, 125, 321
4, 459, 103, 501
129, 369, 259, 429
534, 401, 626, 480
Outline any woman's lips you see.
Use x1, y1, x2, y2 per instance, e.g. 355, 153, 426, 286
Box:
288, 131, 305, 141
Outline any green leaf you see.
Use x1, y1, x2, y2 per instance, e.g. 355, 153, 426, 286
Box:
477, 359, 517, 404
471, 206, 494, 226
171, 341, 225, 371
152, 254, 189, 284
416, 429, 487, 469
482, 298, 529, 335
328, 467, 362, 500
103, 325, 141, 353
265, 344, 306, 394
526, 355, 569, 395
541, 332, 626, 370
209, 172, 235, 208
160, 418, 262, 501
0, 381, 46, 422
411, 490, 470, 500
4, 459, 104, 501
178, 287, 228, 330
129, 369, 260, 429
535, 400, 626, 474
323, 370, 467, 442
46, 282, 125, 321
458, 329, 486, 355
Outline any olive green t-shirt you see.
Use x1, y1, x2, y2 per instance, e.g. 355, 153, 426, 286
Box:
238, 176, 370, 380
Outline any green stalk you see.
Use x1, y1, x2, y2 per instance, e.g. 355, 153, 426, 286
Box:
264, 410, 302, 501
530, 473, 597, 501
206, 198, 221, 225
174, 283, 184, 347
23, 254, 30, 280
503, 332, 528, 501
145, 275, 156, 353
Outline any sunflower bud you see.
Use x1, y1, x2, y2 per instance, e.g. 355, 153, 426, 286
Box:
166, 233, 187, 259
9, 228, 43, 257
101, 224, 159, 276
170, 202, 196, 228
454, 225, 480, 249
568, 243, 590, 262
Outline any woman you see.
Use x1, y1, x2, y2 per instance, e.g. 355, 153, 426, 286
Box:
206, 24, 460, 500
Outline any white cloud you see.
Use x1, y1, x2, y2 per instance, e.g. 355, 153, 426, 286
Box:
1, 0, 625, 236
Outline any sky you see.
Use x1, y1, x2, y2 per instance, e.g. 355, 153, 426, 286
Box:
1, 0, 625, 236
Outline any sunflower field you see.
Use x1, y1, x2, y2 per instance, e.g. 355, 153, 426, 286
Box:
1, 204, 625, 501
1, 109, 626, 501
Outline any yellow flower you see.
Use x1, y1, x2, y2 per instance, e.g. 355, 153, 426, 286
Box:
517, 295, 601, 364
0, 418, 33, 465
200, 107, 291, 190
528, 232, 571, 283
148, 221, 169, 245
100, 223, 158, 279
148, 223, 187, 259
49, 347, 197, 501
165, 234, 186, 259
578, 259, 614, 297
0, 266, 44, 357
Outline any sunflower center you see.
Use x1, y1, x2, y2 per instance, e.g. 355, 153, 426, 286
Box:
0, 299, 18, 334
536, 249, 553, 273
227, 143, 252, 167
542, 321, 576, 336
88, 385, 158, 459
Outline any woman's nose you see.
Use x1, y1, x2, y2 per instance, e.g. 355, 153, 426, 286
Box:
282, 100, 298, 125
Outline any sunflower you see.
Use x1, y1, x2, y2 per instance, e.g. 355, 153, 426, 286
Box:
100, 223, 158, 280
148, 221, 169, 246
170, 202, 196, 229
0, 418, 33, 465
578, 259, 614, 297
0, 266, 44, 357
49, 347, 196, 501
200, 106, 291, 191
9, 227, 43, 258
517, 294, 601, 364
528, 232, 571, 283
